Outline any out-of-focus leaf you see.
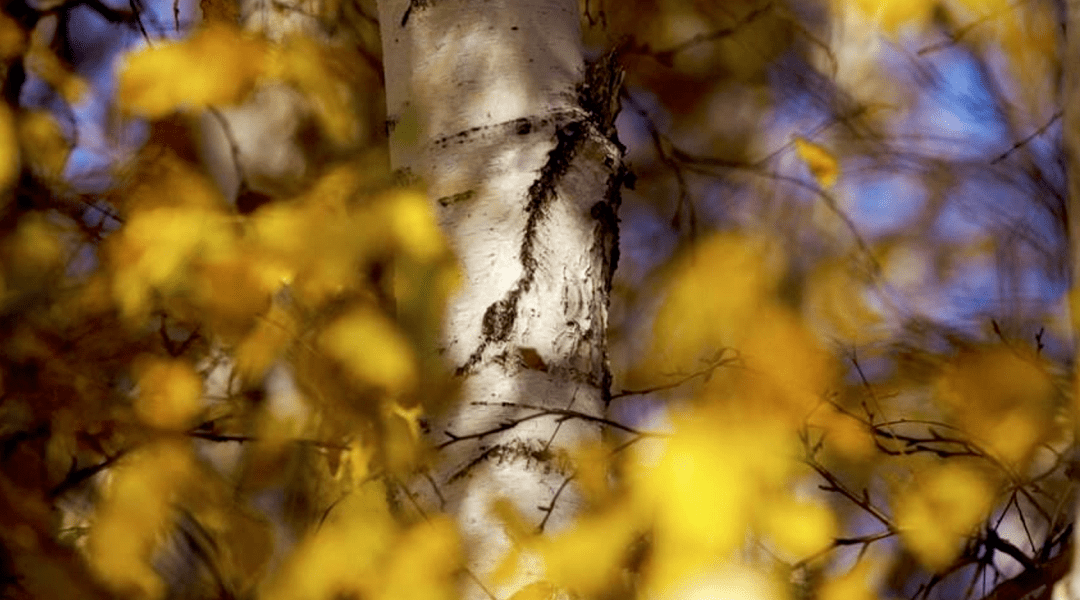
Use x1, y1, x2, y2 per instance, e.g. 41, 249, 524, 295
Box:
18, 111, 70, 179
758, 497, 836, 562
133, 356, 203, 430
267, 36, 360, 146
538, 504, 637, 596
818, 557, 882, 600
319, 306, 417, 393
234, 300, 296, 382
794, 137, 839, 189
86, 440, 195, 599
0, 13, 26, 59
894, 463, 995, 571
117, 23, 266, 118
260, 481, 396, 600
645, 233, 784, 383
377, 516, 461, 600
507, 581, 558, 600
936, 345, 1056, 467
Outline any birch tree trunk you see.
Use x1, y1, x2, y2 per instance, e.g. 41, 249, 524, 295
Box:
376, 1, 624, 597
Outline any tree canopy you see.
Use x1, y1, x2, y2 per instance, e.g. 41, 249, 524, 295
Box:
0, 0, 1075, 599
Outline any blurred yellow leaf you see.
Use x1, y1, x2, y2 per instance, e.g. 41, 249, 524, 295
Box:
538, 505, 637, 596
758, 498, 836, 562
0, 103, 18, 191
849, 0, 935, 34
631, 411, 794, 591
133, 356, 203, 430
234, 301, 296, 382
936, 345, 1056, 467
646, 233, 784, 381
18, 111, 70, 179
268, 36, 360, 146
794, 137, 839, 188
0, 13, 26, 60
382, 189, 447, 262
818, 557, 881, 600
377, 517, 461, 600
87, 440, 195, 599
507, 581, 558, 600
319, 306, 417, 393
894, 463, 995, 571
260, 481, 396, 600
118, 24, 265, 118
6, 212, 65, 276
109, 206, 230, 321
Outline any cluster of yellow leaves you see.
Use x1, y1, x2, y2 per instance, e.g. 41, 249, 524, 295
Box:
118, 24, 266, 118
646, 233, 838, 425
86, 441, 196, 599
262, 483, 460, 600
117, 24, 366, 151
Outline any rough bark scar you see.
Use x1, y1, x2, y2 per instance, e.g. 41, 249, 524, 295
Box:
399, 0, 432, 27
456, 51, 628, 380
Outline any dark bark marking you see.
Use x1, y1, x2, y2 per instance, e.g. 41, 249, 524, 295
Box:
399, 0, 432, 27
456, 120, 589, 376
436, 189, 475, 207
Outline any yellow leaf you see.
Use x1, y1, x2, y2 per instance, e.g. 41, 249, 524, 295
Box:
759, 498, 836, 562
18, 111, 69, 179
319, 306, 417, 393
234, 301, 296, 382
794, 137, 839, 188
133, 357, 203, 430
631, 412, 794, 591
87, 440, 195, 600
895, 463, 995, 571
377, 517, 461, 600
6, 213, 65, 276
268, 36, 360, 146
382, 189, 447, 262
260, 481, 396, 600
818, 557, 881, 600
539, 505, 637, 596
0, 13, 26, 60
645, 233, 784, 382
109, 206, 228, 321
0, 103, 18, 191
117, 24, 265, 118
936, 345, 1055, 467
507, 581, 558, 600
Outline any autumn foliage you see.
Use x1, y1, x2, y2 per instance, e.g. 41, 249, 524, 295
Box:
0, 0, 1075, 599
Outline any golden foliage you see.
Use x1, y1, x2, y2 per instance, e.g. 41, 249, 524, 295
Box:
117, 24, 266, 118
86, 441, 196, 599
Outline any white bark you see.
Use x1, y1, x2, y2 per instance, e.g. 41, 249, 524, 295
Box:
377, 0, 623, 597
